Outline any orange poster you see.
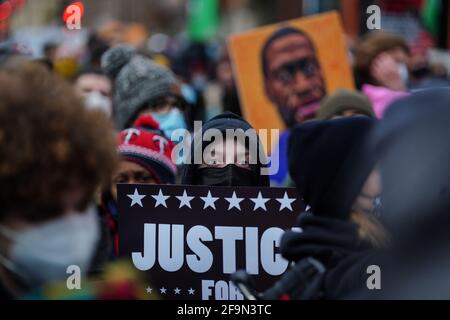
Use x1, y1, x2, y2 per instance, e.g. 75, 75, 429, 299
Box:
228, 11, 355, 132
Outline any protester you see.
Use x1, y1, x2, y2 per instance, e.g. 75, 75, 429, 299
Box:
101, 114, 177, 255
316, 88, 450, 299
354, 31, 411, 118
182, 112, 270, 187
0, 63, 117, 299
101, 45, 188, 140
75, 68, 113, 117
366, 88, 450, 299
277, 117, 386, 299
316, 89, 375, 120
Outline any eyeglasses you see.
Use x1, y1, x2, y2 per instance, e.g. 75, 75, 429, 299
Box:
269, 57, 321, 85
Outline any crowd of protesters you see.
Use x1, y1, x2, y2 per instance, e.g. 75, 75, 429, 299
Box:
0, 18, 449, 300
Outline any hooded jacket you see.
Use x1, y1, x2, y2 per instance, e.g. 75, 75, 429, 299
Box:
318, 88, 450, 299
181, 112, 270, 187
280, 117, 378, 299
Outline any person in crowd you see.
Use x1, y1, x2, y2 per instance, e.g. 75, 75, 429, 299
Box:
101, 45, 188, 140
75, 68, 113, 117
344, 88, 450, 299
0, 63, 117, 299
278, 117, 386, 299
216, 46, 242, 117
279, 88, 450, 299
101, 114, 177, 255
354, 31, 411, 118
316, 89, 375, 120
182, 112, 270, 187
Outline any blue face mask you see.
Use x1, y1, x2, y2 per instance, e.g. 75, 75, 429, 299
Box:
151, 108, 187, 142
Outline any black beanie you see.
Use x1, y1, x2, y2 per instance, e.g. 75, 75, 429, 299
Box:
288, 117, 376, 219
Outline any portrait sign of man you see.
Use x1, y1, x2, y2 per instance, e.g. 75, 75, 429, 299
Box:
262, 27, 327, 126
229, 12, 354, 134
228, 12, 354, 184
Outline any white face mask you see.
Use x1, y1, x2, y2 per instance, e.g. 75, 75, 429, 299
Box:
84, 91, 112, 117
398, 63, 409, 84
0, 206, 99, 289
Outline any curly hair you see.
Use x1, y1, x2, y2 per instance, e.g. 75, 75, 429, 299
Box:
0, 63, 117, 223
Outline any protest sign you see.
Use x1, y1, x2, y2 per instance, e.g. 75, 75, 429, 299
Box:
228, 11, 355, 133
118, 184, 303, 300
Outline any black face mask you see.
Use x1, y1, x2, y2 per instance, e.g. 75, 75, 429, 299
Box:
196, 165, 257, 187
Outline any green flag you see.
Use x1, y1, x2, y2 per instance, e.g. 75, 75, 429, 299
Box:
187, 0, 219, 42
422, 0, 441, 38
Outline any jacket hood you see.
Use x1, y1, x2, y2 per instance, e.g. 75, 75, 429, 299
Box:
288, 117, 376, 219
181, 112, 270, 186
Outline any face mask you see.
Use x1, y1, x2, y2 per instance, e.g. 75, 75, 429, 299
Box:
151, 108, 187, 142
0, 206, 100, 289
398, 63, 409, 84
84, 91, 112, 117
181, 84, 197, 105
197, 165, 257, 187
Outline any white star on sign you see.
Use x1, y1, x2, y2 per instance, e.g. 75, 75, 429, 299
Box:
152, 189, 170, 208
174, 288, 181, 295
176, 190, 194, 209
127, 188, 146, 207
160, 287, 167, 294
146, 287, 153, 294
225, 191, 244, 211
200, 191, 219, 210
188, 288, 195, 295
250, 192, 270, 211
277, 192, 296, 212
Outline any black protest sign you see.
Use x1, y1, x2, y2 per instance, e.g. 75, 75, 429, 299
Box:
117, 184, 303, 300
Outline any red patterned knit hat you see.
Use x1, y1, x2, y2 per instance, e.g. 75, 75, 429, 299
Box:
117, 115, 176, 184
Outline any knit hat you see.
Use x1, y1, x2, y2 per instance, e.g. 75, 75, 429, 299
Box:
117, 115, 177, 184
101, 45, 176, 130
288, 117, 376, 219
316, 89, 375, 120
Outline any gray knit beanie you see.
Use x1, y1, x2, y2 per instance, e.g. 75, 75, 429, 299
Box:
101, 45, 176, 130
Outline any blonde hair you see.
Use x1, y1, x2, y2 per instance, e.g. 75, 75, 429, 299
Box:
350, 211, 387, 248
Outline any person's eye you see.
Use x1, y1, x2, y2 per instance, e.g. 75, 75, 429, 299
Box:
277, 69, 293, 84
304, 60, 318, 76
114, 176, 127, 184
136, 173, 154, 183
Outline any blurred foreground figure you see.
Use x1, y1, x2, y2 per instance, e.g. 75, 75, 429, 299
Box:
0, 64, 117, 299
357, 88, 450, 299
274, 117, 385, 300
296, 88, 450, 299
